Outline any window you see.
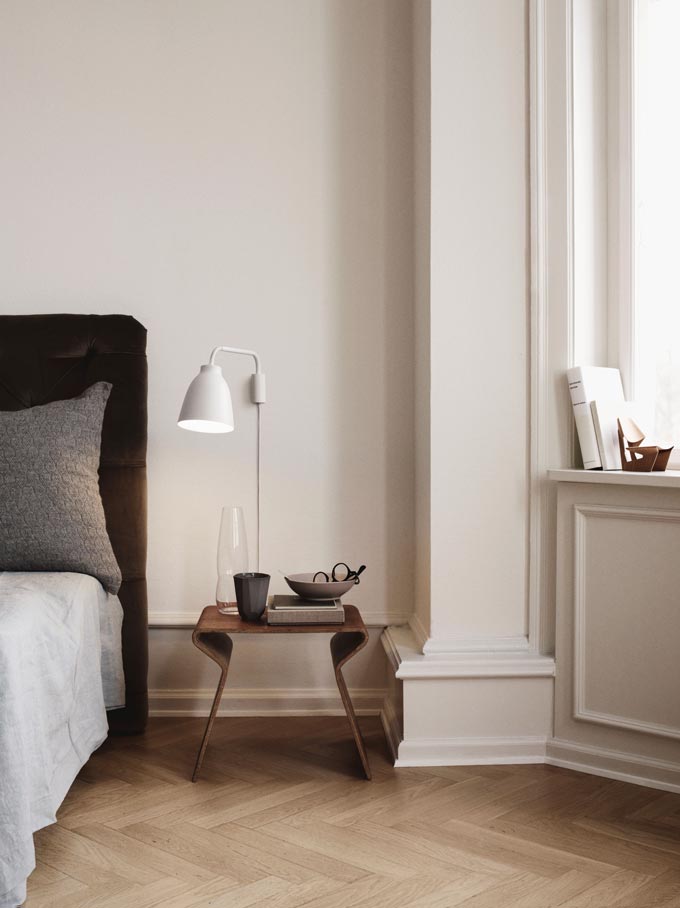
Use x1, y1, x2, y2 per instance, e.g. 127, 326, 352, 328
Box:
611, 0, 680, 461
633, 0, 680, 454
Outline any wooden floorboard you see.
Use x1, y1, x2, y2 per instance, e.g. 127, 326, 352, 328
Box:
25, 717, 680, 907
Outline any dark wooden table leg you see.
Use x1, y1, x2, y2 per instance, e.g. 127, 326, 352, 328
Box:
191, 630, 234, 782
330, 629, 371, 779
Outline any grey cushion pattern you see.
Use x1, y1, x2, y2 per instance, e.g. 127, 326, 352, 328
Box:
0, 382, 122, 593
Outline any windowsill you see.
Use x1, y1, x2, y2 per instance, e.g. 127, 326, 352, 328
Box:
548, 468, 680, 489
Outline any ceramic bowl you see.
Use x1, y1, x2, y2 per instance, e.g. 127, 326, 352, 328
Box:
284, 573, 355, 601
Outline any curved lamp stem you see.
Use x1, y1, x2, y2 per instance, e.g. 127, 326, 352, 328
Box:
209, 346, 266, 572
209, 345, 261, 371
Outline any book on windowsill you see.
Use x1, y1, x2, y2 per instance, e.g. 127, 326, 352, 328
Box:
566, 366, 625, 469
266, 595, 345, 625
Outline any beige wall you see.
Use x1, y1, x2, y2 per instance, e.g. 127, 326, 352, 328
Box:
427, 0, 529, 642
0, 0, 415, 703
413, 0, 431, 640
150, 625, 389, 716
383, 1, 555, 771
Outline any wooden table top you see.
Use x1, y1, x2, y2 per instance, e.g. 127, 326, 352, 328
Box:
194, 604, 365, 635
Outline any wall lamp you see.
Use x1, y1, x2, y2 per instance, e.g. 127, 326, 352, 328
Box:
178, 346, 266, 568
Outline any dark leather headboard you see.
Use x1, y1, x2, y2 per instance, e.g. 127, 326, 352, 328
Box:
0, 314, 148, 734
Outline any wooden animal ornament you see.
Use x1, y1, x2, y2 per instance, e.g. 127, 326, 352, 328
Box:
617, 416, 673, 472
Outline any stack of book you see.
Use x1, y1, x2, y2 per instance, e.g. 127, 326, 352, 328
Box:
266, 595, 345, 626
567, 366, 628, 470
567, 366, 664, 470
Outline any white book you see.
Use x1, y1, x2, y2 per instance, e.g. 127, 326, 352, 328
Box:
566, 367, 624, 469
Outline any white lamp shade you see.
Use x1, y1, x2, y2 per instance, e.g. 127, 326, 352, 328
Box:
178, 364, 234, 433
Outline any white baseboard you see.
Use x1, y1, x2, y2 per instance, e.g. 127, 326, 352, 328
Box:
546, 738, 680, 794
395, 736, 548, 767
148, 690, 680, 793
380, 698, 402, 763
149, 687, 386, 718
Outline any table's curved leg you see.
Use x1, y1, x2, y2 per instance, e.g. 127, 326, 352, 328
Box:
191, 630, 234, 782
331, 629, 371, 779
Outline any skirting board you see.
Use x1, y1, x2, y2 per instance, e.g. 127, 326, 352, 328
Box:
384, 727, 680, 792
390, 735, 680, 792
149, 687, 386, 718
395, 736, 548, 767
149, 691, 680, 793
546, 738, 680, 794
380, 697, 402, 763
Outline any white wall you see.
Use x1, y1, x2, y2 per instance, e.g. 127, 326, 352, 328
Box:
413, 0, 431, 640
428, 0, 529, 642
0, 0, 415, 704
381, 1, 555, 771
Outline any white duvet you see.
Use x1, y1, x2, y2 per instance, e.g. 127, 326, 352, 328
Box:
0, 572, 124, 908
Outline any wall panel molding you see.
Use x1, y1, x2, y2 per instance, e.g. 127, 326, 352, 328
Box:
528, 0, 578, 656
423, 634, 531, 655
573, 503, 680, 740
573, 707, 680, 742
529, 0, 551, 655
383, 626, 555, 680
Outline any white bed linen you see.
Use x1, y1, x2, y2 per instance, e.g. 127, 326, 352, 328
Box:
0, 572, 124, 908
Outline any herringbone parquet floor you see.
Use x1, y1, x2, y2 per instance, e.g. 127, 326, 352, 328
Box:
27, 717, 680, 907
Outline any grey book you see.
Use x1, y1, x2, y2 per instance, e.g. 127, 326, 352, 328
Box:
266, 601, 345, 625
270, 594, 341, 610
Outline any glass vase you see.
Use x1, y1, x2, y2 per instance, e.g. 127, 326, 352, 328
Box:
216, 505, 249, 615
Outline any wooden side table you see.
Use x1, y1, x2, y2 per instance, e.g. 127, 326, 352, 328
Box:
191, 604, 372, 781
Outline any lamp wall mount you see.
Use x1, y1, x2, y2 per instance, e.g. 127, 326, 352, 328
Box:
208, 346, 266, 404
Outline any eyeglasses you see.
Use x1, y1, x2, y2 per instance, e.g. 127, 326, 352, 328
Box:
313, 562, 366, 585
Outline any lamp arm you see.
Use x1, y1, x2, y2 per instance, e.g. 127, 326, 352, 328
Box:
208, 346, 265, 405
207, 345, 265, 574
209, 345, 261, 373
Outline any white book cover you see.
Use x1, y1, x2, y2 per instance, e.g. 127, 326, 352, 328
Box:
566, 367, 624, 469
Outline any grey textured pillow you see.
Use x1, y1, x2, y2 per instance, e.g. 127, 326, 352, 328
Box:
0, 382, 122, 593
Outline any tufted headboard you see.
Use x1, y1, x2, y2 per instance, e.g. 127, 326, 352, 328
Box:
0, 314, 148, 734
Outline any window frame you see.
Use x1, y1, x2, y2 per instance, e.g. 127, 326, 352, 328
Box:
607, 0, 637, 401
608, 0, 680, 467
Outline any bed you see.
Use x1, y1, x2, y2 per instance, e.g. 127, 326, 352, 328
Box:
0, 314, 148, 906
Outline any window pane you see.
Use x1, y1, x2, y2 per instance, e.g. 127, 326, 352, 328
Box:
635, 0, 680, 453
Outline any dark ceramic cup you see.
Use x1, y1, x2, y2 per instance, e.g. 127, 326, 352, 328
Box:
234, 572, 270, 622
